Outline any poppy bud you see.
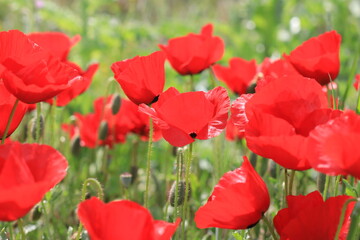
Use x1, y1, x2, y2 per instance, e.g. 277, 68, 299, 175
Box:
317, 172, 326, 193
98, 121, 108, 141
120, 172, 132, 188
30, 114, 44, 140
30, 205, 42, 221
111, 94, 121, 115
71, 135, 81, 156
169, 181, 191, 207
130, 166, 138, 184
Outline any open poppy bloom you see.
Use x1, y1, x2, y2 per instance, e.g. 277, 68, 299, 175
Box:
0, 30, 82, 104
111, 51, 166, 105
232, 75, 341, 170
259, 58, 301, 79
308, 110, 360, 179
0, 142, 68, 221
212, 57, 257, 95
284, 30, 341, 85
139, 86, 230, 147
194, 156, 270, 229
274, 191, 355, 240
0, 81, 28, 140
159, 24, 224, 75
77, 197, 181, 240
28, 32, 99, 107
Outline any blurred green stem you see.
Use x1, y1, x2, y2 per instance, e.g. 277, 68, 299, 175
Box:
1, 99, 19, 144
144, 118, 153, 208
262, 215, 279, 240
17, 219, 26, 240
36, 102, 42, 143
76, 178, 104, 240
182, 142, 193, 240
334, 198, 358, 240
334, 175, 341, 196
288, 170, 296, 195
323, 175, 331, 200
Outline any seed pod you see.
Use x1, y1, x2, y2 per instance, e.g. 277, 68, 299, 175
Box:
169, 180, 191, 207
71, 135, 81, 156
120, 172, 132, 188
30, 114, 44, 140
111, 94, 122, 115
98, 121, 108, 141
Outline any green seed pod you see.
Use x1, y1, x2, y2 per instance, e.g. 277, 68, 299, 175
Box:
98, 121, 108, 140
120, 172, 132, 188
169, 180, 191, 207
30, 114, 44, 141
71, 135, 81, 156
111, 94, 122, 115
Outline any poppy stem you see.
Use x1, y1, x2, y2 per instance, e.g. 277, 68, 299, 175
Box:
36, 102, 42, 143
356, 88, 360, 114
182, 142, 194, 240
334, 198, 358, 240
283, 169, 289, 206
76, 178, 104, 240
288, 170, 296, 195
189, 74, 195, 91
323, 175, 331, 200
334, 175, 342, 196
144, 117, 153, 208
262, 215, 279, 240
17, 218, 26, 240
1, 99, 19, 144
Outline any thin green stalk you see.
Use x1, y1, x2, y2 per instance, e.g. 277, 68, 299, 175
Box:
36, 102, 42, 143
356, 88, 360, 114
144, 118, 153, 208
101, 146, 110, 184
283, 169, 289, 207
209, 68, 217, 89
334, 198, 358, 240
189, 74, 195, 92
17, 218, 26, 240
174, 148, 183, 220
7, 222, 14, 240
262, 215, 279, 240
347, 199, 360, 240
1, 99, 19, 144
288, 170, 296, 195
334, 175, 342, 196
182, 143, 193, 240
76, 178, 104, 240
323, 175, 331, 200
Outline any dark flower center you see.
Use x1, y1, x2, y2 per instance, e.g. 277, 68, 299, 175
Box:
189, 132, 197, 138
150, 95, 159, 105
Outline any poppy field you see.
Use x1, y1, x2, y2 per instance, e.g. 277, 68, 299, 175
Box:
1, 0, 360, 239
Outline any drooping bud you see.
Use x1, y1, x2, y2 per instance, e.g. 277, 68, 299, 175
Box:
98, 121, 108, 141
71, 135, 81, 156
111, 94, 122, 115
120, 172, 132, 188
30, 205, 42, 221
169, 180, 191, 207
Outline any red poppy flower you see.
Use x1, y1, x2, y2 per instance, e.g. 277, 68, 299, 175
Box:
77, 197, 180, 240
28, 32, 99, 107
284, 30, 341, 85
0, 30, 81, 104
115, 99, 162, 141
0, 82, 28, 140
139, 86, 230, 147
0, 142, 68, 221
111, 51, 166, 105
159, 24, 224, 75
212, 57, 257, 95
274, 191, 355, 240
194, 156, 270, 229
260, 58, 301, 79
308, 110, 360, 179
27, 32, 80, 61
233, 75, 341, 170
75, 95, 128, 148
225, 118, 244, 141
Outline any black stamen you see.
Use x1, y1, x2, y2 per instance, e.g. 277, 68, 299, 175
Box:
189, 132, 197, 138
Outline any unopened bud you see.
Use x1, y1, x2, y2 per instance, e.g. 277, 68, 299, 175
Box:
111, 94, 122, 115
30, 114, 44, 140
98, 121, 108, 140
169, 181, 191, 207
30, 205, 42, 221
120, 172, 132, 188
71, 135, 81, 156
